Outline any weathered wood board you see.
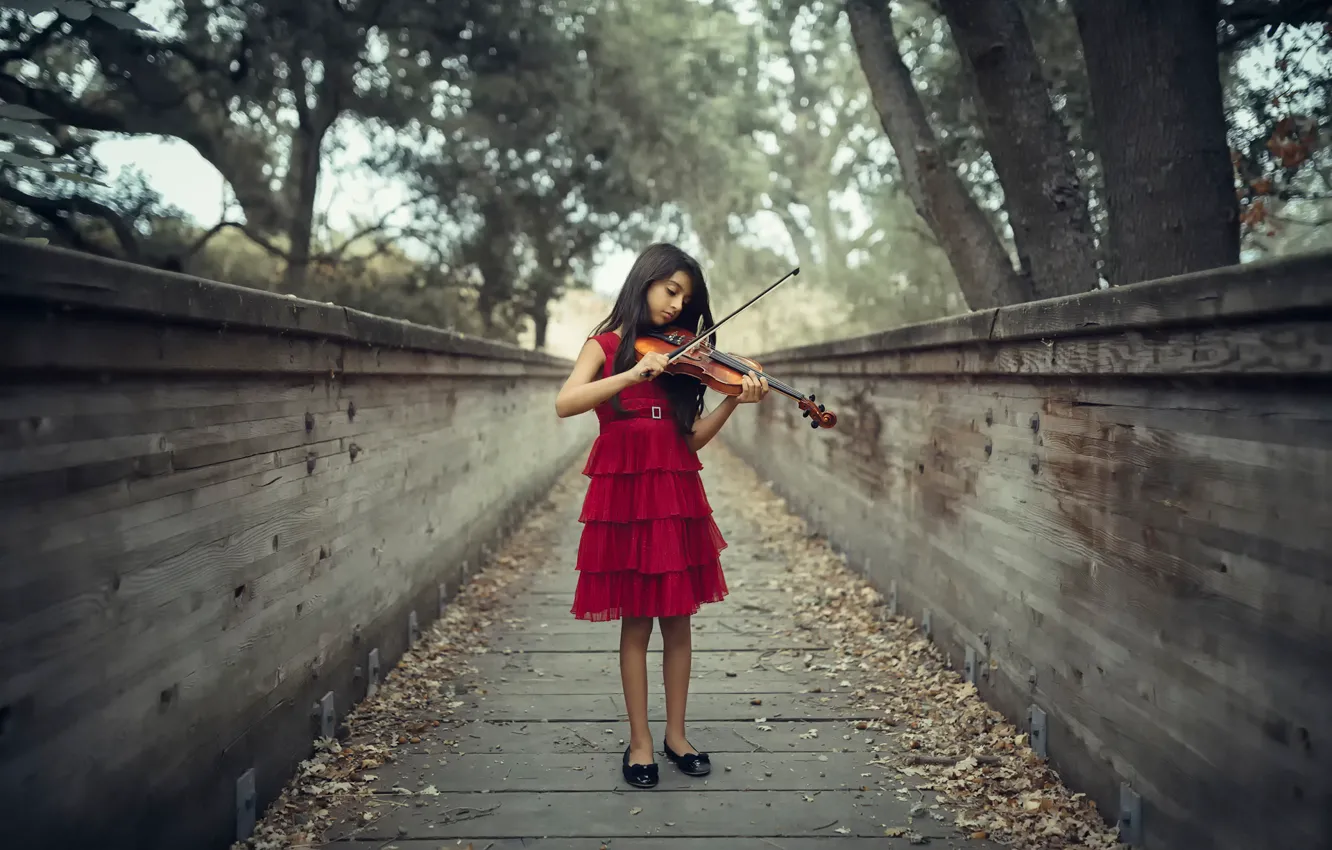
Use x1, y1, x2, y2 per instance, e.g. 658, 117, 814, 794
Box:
722, 250, 1332, 850
0, 240, 597, 850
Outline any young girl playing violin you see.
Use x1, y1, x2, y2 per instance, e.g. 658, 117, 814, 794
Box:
554, 242, 769, 789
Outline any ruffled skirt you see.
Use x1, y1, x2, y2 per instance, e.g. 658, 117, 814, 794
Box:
570, 421, 728, 621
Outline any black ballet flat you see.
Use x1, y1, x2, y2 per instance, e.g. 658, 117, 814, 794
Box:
662, 738, 711, 776
621, 746, 659, 788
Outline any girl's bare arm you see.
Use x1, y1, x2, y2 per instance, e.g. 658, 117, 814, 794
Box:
685, 397, 739, 452
555, 340, 635, 418
686, 372, 768, 452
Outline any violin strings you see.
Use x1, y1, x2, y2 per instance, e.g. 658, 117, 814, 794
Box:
656, 332, 815, 408
708, 349, 804, 401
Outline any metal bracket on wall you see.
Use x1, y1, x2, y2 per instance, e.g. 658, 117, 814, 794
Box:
408, 610, 420, 645
888, 580, 898, 616
367, 648, 381, 699
317, 691, 335, 740
1118, 782, 1143, 846
964, 646, 978, 684
236, 768, 256, 841
921, 609, 932, 639
1028, 705, 1048, 758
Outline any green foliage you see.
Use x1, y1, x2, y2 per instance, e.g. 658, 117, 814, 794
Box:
1224, 18, 1332, 256
0, 0, 152, 185
4, 0, 1329, 350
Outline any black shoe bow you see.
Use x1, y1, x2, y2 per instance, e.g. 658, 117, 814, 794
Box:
662, 738, 711, 776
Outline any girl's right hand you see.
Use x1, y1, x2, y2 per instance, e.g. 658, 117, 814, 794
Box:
625, 351, 670, 384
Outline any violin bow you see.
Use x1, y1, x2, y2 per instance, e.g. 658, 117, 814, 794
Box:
640, 266, 800, 377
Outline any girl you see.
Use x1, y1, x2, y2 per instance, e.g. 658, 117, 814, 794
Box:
554, 242, 769, 789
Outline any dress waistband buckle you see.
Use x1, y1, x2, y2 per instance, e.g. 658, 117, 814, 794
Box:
650, 405, 662, 420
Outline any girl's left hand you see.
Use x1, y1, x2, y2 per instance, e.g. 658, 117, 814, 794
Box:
736, 371, 770, 404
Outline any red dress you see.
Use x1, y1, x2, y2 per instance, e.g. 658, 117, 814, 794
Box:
570, 332, 729, 621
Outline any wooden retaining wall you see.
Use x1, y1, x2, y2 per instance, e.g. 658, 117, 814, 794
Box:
720, 251, 1332, 850
0, 239, 596, 850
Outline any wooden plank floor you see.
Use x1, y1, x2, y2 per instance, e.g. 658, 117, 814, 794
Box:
315, 452, 1004, 848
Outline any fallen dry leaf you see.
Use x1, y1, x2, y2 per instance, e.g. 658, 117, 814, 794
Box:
228, 473, 588, 850
231, 448, 1122, 850
714, 451, 1125, 850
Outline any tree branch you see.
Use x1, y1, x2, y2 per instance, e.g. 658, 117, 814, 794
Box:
0, 73, 125, 133
936, 0, 1099, 300
1218, 0, 1332, 49
845, 0, 1028, 309
0, 180, 141, 258
324, 195, 428, 262
0, 23, 285, 235
0, 15, 63, 64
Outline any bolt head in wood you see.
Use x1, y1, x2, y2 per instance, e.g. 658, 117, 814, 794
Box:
1118, 782, 1143, 845
318, 691, 335, 739
236, 769, 256, 841
1028, 705, 1048, 758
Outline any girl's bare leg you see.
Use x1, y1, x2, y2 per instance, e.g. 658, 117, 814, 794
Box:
658, 614, 697, 755
620, 616, 655, 764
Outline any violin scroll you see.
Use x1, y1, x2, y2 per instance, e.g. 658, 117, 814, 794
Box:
799, 393, 836, 429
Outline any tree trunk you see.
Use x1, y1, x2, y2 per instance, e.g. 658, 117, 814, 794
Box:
531, 300, 550, 350
282, 124, 325, 291
1070, 0, 1239, 286
845, 0, 1031, 310
50, 28, 288, 236
282, 59, 335, 292
936, 0, 1100, 301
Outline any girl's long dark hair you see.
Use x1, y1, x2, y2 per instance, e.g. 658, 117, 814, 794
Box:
591, 242, 715, 436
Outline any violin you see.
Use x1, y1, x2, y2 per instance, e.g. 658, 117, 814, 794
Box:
633, 326, 837, 429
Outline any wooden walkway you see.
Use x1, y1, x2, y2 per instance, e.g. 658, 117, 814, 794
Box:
311, 451, 1004, 848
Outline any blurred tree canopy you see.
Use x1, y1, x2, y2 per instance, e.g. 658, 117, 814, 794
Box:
2, 0, 1329, 348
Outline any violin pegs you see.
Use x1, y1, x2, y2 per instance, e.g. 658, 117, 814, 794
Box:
809, 393, 816, 401
818, 404, 825, 412
810, 420, 818, 429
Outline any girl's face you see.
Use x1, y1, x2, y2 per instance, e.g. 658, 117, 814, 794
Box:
645, 270, 694, 327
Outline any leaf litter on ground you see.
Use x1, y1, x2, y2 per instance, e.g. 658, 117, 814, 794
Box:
232, 447, 1123, 850
705, 446, 1125, 850
230, 473, 584, 849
